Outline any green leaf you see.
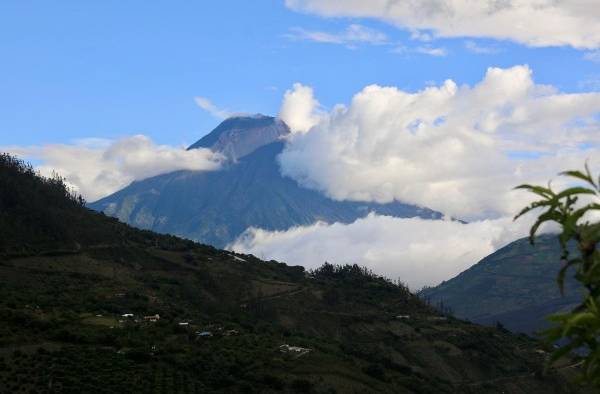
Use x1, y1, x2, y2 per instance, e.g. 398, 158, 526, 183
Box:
563, 313, 597, 335
515, 162, 600, 388
560, 170, 595, 186
555, 187, 597, 200
513, 200, 554, 221
514, 184, 555, 198
529, 210, 562, 240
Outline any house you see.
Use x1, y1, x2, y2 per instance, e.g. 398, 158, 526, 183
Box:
196, 331, 213, 337
121, 313, 134, 318
144, 314, 160, 322
279, 344, 311, 358
178, 322, 189, 326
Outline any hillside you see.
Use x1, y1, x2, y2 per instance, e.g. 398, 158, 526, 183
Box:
420, 235, 581, 335
0, 153, 589, 393
89, 116, 441, 248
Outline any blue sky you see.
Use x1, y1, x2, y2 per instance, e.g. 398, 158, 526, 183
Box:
1, 0, 599, 147
2, 0, 599, 286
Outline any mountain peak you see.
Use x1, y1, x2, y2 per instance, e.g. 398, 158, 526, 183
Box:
188, 114, 290, 161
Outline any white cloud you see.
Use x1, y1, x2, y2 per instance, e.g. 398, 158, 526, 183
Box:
578, 76, 600, 92
285, 0, 600, 49
409, 30, 433, 42
230, 213, 542, 290
5, 135, 223, 201
464, 40, 500, 54
584, 50, 600, 63
279, 83, 324, 133
286, 24, 388, 47
194, 96, 232, 119
415, 46, 447, 56
392, 45, 448, 57
277, 65, 600, 220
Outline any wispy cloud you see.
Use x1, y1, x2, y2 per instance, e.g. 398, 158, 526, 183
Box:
286, 24, 388, 48
415, 46, 447, 57
393, 45, 448, 57
584, 50, 600, 63
464, 40, 500, 54
409, 30, 433, 42
578, 76, 600, 91
194, 96, 232, 119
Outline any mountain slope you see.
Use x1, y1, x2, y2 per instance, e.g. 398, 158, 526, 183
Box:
420, 235, 582, 334
0, 153, 587, 393
187, 114, 290, 161
90, 116, 441, 247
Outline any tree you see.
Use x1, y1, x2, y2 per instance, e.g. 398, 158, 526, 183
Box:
515, 163, 600, 387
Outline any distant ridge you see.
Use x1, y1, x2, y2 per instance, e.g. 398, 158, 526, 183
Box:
420, 234, 581, 334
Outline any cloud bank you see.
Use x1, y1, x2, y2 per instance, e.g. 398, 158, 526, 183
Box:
277, 65, 600, 220
251, 65, 600, 286
285, 0, 600, 49
230, 213, 540, 290
5, 136, 222, 201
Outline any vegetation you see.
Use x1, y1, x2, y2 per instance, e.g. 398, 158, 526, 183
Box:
0, 152, 202, 256
516, 163, 600, 388
0, 153, 85, 252
0, 153, 587, 393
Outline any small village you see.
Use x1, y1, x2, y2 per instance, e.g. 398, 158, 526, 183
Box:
84, 311, 319, 359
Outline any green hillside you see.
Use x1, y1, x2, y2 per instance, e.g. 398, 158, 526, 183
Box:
0, 153, 588, 393
420, 235, 581, 335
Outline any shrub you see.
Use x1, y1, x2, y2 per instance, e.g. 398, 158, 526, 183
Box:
516, 163, 600, 387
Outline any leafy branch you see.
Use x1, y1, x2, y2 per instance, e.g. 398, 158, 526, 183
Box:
515, 163, 600, 387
